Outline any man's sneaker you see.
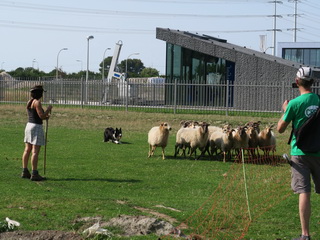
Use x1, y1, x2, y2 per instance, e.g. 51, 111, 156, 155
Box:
30, 174, 46, 181
292, 235, 311, 240
21, 170, 31, 179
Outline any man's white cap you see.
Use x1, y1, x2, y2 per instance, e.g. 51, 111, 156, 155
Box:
296, 67, 313, 81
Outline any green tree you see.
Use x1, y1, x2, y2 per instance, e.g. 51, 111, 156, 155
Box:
140, 67, 159, 77
66, 71, 86, 80
99, 56, 113, 77
8, 67, 48, 79
119, 59, 144, 78
67, 71, 100, 80
6, 57, 161, 80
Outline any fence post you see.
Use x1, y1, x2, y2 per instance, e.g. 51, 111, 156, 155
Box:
174, 78, 177, 114
64, 80, 67, 104
126, 80, 129, 112
225, 80, 229, 116
153, 84, 156, 104
81, 76, 84, 108
281, 81, 285, 105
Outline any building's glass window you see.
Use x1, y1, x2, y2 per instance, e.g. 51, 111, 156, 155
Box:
296, 49, 303, 63
283, 48, 320, 67
166, 43, 173, 82
206, 56, 221, 84
310, 49, 317, 66
191, 51, 205, 84
165, 43, 233, 107
304, 49, 311, 65
173, 45, 182, 80
182, 48, 192, 83
317, 50, 320, 66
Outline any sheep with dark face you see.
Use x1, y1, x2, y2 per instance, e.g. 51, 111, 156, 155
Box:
180, 120, 199, 129
246, 126, 260, 158
148, 122, 172, 160
245, 121, 261, 133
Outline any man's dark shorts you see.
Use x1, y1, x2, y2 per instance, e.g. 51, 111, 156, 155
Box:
291, 155, 320, 194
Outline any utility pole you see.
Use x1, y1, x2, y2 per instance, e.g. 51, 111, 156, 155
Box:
268, 1, 283, 56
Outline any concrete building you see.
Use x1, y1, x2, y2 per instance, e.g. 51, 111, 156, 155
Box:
155, 28, 309, 111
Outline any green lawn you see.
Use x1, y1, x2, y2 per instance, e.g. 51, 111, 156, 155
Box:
0, 105, 319, 239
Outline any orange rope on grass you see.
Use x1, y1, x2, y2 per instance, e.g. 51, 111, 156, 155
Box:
162, 147, 291, 240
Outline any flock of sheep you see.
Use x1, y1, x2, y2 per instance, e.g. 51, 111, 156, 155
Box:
147, 120, 276, 162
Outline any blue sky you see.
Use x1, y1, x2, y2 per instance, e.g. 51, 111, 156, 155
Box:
1, 0, 320, 75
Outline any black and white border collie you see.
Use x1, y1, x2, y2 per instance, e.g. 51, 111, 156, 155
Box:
104, 127, 122, 144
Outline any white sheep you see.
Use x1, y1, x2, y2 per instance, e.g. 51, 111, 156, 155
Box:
174, 126, 187, 157
205, 124, 233, 157
174, 122, 210, 160
209, 128, 234, 162
258, 124, 276, 157
148, 122, 172, 160
204, 125, 222, 156
175, 120, 200, 156
208, 124, 231, 138
207, 126, 222, 140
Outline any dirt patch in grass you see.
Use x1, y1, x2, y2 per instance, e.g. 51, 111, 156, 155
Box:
102, 215, 175, 237
0, 214, 181, 240
0, 230, 83, 240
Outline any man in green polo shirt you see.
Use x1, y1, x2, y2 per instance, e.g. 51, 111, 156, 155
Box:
277, 67, 320, 240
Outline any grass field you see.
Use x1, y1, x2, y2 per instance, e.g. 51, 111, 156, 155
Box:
0, 104, 319, 240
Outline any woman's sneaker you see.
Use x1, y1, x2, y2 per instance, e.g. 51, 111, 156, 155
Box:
30, 174, 46, 181
292, 235, 311, 240
21, 170, 31, 179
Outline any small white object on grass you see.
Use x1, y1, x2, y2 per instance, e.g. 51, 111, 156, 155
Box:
5, 217, 20, 229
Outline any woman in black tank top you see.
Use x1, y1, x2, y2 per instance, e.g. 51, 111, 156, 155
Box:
21, 85, 53, 181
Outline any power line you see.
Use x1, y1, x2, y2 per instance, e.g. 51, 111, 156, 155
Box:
0, 20, 155, 34
122, 0, 269, 3
0, 1, 269, 19
1, 0, 320, 45
0, 19, 283, 35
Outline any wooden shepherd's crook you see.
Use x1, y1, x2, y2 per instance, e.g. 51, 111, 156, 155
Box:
43, 112, 50, 175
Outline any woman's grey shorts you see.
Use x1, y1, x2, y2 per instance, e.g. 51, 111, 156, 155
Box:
24, 122, 45, 146
291, 155, 320, 194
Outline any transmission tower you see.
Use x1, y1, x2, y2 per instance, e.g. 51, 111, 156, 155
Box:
287, 0, 303, 42
268, 1, 282, 56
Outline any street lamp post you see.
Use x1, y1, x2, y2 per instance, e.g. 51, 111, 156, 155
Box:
32, 59, 39, 70
78, 59, 84, 108
126, 53, 139, 80
125, 53, 139, 111
56, 48, 68, 80
102, 47, 111, 81
85, 35, 94, 103
263, 46, 274, 54
76, 60, 83, 71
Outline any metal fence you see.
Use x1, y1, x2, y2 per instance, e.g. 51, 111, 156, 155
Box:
1, 78, 317, 116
